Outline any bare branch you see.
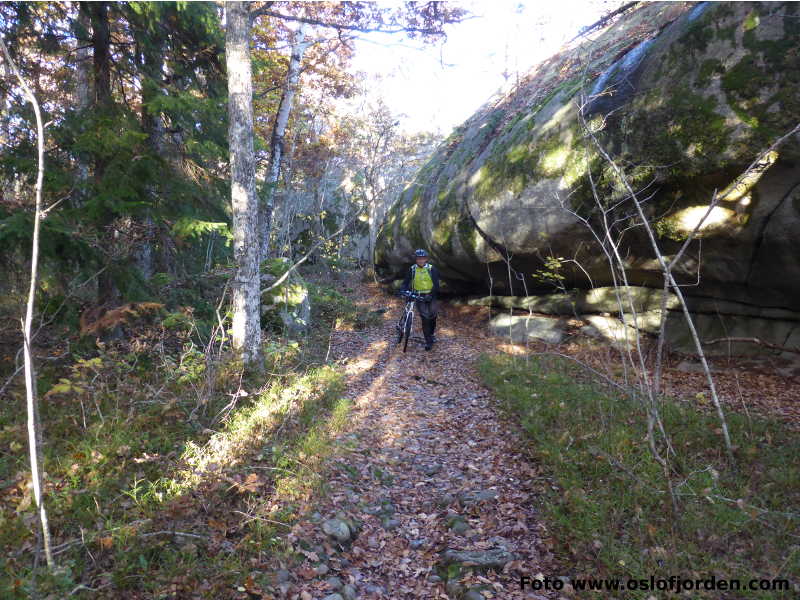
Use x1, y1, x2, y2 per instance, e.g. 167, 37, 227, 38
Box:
703, 337, 800, 355
250, 9, 467, 36
261, 205, 366, 295
0, 33, 55, 568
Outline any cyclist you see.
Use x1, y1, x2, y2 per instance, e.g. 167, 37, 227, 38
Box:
399, 249, 440, 351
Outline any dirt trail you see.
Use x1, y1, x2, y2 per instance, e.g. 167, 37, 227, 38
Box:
285, 283, 558, 600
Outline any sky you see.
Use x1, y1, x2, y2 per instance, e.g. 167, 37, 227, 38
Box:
350, 0, 620, 135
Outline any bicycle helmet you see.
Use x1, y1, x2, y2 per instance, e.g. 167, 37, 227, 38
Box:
414, 249, 428, 257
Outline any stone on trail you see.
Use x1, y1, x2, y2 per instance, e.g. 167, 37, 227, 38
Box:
464, 588, 486, 600
446, 579, 464, 598
322, 594, 344, 600
321, 518, 352, 543
449, 519, 470, 535
420, 463, 442, 476
363, 500, 396, 519
437, 493, 455, 508
458, 489, 499, 506
453, 522, 471, 535
342, 584, 358, 600
440, 548, 516, 570
378, 500, 396, 515
363, 584, 385, 596
325, 576, 343, 591
486, 535, 511, 551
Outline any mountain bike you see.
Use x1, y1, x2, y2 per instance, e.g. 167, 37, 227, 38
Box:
396, 291, 424, 352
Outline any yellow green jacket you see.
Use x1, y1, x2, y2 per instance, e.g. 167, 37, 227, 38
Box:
400, 263, 440, 297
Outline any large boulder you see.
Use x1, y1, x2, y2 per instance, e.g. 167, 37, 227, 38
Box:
488, 313, 568, 344
376, 2, 800, 313
470, 287, 800, 355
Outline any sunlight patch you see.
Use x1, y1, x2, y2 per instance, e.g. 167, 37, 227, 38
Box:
659, 205, 738, 240
718, 150, 778, 203
540, 145, 569, 176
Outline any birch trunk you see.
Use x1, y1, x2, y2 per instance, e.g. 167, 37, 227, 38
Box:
0, 37, 54, 569
226, 1, 262, 366
260, 23, 310, 262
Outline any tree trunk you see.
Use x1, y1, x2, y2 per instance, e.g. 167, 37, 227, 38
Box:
226, 1, 262, 366
89, 1, 119, 305
89, 2, 111, 108
73, 3, 91, 208
135, 19, 167, 281
75, 7, 92, 110
260, 22, 310, 262
367, 188, 378, 267
133, 213, 155, 280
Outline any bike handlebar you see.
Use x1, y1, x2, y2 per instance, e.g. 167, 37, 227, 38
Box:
399, 291, 427, 302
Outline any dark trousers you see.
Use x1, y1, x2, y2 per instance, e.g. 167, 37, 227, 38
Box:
415, 296, 438, 343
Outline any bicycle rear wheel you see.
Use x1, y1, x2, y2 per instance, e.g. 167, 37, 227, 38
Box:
403, 311, 413, 352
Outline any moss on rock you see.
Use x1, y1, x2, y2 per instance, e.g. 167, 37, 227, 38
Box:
374, 1, 800, 310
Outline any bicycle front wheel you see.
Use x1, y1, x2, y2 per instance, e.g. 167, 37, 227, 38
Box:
396, 313, 406, 344
403, 310, 413, 352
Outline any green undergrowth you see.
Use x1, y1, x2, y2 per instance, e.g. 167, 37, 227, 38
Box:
479, 354, 799, 599
310, 281, 381, 332
0, 272, 360, 598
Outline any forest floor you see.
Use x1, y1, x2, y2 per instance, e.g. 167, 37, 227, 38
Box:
3, 276, 798, 599
268, 280, 799, 600
277, 283, 561, 600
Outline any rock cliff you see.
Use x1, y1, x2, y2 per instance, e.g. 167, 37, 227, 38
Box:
375, 1, 800, 351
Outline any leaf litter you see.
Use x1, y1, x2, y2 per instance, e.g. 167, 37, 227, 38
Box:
281, 280, 799, 599
279, 282, 561, 599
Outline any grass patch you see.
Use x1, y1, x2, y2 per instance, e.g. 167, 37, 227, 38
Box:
0, 271, 362, 598
478, 353, 799, 599
1, 360, 349, 598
